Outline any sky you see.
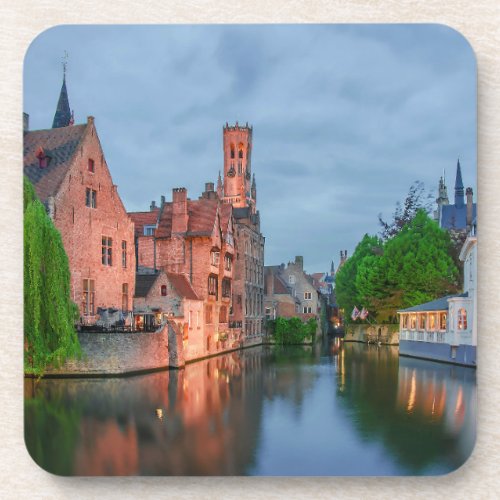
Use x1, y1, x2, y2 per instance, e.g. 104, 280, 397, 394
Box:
23, 24, 477, 273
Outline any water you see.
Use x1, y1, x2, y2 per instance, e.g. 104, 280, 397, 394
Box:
24, 340, 476, 476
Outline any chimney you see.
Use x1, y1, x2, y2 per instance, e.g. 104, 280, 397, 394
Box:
201, 182, 217, 200
265, 268, 274, 296
205, 182, 214, 192
172, 188, 188, 234
150, 200, 156, 211
161, 195, 166, 207
23, 113, 29, 133
295, 256, 304, 270
466, 187, 473, 230
87, 116, 94, 125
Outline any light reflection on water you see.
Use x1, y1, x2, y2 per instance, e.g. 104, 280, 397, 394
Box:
24, 341, 476, 476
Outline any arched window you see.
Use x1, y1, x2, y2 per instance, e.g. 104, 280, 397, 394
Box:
458, 308, 468, 330
161, 285, 167, 296
230, 145, 235, 159
238, 148, 243, 159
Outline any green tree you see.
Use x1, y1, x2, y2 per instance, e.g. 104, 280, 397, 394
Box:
335, 234, 383, 322
24, 177, 80, 375
340, 210, 460, 323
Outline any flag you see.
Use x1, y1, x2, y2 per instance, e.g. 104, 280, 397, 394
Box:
360, 307, 369, 320
351, 306, 360, 321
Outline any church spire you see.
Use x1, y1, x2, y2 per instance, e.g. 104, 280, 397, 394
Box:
217, 170, 223, 198
454, 158, 464, 208
52, 52, 72, 129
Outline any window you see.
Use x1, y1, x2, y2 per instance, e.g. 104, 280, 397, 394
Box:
402, 315, 408, 329
265, 307, 272, 320
121, 241, 127, 268
88, 158, 95, 173
211, 251, 220, 267
429, 313, 436, 331
222, 278, 231, 298
410, 314, 417, 330
224, 253, 232, 271
288, 275, 295, 284
101, 237, 112, 266
161, 285, 167, 296
230, 145, 235, 159
458, 308, 468, 330
238, 161, 242, 175
303, 306, 312, 314
86, 188, 97, 208
208, 275, 218, 297
238, 148, 243, 159
205, 305, 213, 324
82, 279, 95, 316
439, 312, 447, 330
304, 291, 312, 300
419, 314, 426, 331
144, 225, 155, 236
219, 305, 227, 323
122, 283, 128, 311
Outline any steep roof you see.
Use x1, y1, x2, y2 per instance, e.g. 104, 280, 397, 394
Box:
52, 76, 72, 129
156, 199, 219, 238
398, 293, 467, 313
219, 203, 233, 236
166, 272, 200, 300
129, 209, 159, 238
24, 124, 87, 203
440, 203, 477, 231
134, 273, 158, 298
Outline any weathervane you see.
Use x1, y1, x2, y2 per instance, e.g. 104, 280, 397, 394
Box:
62, 50, 69, 77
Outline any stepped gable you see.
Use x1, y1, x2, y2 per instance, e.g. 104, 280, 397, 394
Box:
23, 124, 87, 203
166, 272, 200, 300
129, 209, 159, 238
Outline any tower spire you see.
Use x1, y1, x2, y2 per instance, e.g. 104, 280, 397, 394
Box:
217, 170, 223, 198
52, 52, 72, 129
454, 158, 464, 208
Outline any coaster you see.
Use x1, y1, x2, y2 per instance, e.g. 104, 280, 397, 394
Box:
23, 24, 477, 476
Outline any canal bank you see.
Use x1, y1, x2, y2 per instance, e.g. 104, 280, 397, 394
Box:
33, 321, 268, 378
344, 324, 399, 345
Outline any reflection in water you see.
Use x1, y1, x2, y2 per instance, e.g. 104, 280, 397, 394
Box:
25, 342, 476, 476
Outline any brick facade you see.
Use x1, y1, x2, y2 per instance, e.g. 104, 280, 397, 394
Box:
24, 116, 136, 323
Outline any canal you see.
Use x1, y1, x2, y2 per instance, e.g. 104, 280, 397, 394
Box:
24, 340, 476, 476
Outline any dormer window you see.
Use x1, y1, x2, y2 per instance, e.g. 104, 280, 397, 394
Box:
144, 225, 156, 236
211, 250, 220, 267
36, 147, 50, 169
88, 158, 95, 173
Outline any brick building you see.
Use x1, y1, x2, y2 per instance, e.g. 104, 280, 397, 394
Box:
23, 74, 135, 324
221, 123, 265, 345
130, 183, 239, 357
133, 269, 205, 360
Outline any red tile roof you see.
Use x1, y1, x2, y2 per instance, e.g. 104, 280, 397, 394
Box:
155, 199, 220, 238
166, 272, 200, 300
23, 124, 87, 203
129, 209, 159, 238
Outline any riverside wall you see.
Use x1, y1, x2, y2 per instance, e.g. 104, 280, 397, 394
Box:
344, 324, 399, 345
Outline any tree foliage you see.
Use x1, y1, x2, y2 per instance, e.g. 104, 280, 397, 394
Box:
378, 181, 434, 240
270, 317, 317, 345
24, 177, 80, 375
336, 210, 459, 323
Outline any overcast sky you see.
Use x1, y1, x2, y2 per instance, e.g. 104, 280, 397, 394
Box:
24, 25, 476, 273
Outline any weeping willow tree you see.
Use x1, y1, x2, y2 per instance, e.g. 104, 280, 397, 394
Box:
24, 177, 80, 375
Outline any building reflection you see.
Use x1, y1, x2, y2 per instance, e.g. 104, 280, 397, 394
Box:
24, 345, 317, 476
335, 342, 476, 474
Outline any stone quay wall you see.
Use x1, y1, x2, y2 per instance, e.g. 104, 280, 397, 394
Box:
344, 324, 399, 345
44, 323, 171, 376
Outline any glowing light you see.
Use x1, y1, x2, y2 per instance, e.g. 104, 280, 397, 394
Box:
156, 408, 164, 420
407, 370, 416, 413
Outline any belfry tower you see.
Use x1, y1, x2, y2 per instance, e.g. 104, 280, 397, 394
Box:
222, 122, 255, 212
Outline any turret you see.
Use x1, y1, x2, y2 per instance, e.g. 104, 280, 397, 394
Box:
52, 54, 73, 129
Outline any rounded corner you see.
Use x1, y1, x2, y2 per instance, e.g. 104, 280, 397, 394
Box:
23, 24, 70, 73
23, 426, 68, 477
430, 23, 478, 70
